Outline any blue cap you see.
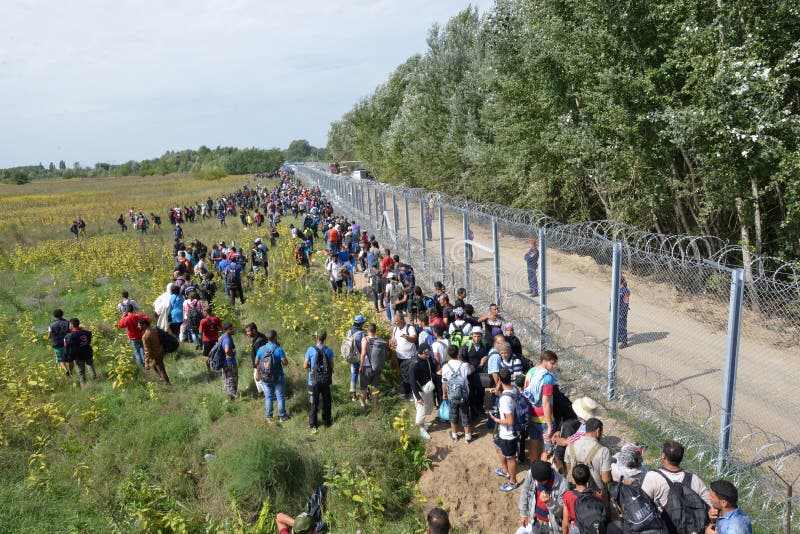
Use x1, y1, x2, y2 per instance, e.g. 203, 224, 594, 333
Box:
354, 314, 366, 324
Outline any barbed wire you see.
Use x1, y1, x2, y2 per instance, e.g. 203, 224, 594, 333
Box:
295, 164, 800, 532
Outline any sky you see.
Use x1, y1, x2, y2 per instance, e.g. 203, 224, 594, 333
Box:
0, 0, 493, 168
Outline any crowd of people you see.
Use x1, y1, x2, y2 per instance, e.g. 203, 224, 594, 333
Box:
49, 170, 750, 533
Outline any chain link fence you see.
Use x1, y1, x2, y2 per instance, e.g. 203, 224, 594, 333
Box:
293, 163, 800, 532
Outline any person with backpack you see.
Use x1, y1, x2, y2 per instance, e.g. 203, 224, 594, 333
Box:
117, 304, 151, 368
562, 463, 608, 534
224, 261, 245, 306
343, 315, 367, 402
490, 368, 522, 492
368, 266, 384, 312
524, 350, 559, 463
354, 323, 382, 409
564, 418, 613, 506
139, 317, 171, 385
459, 325, 490, 419
706, 480, 751, 534
167, 285, 185, 337
256, 330, 289, 422
219, 323, 238, 400
639, 440, 712, 531
303, 330, 334, 433
390, 312, 417, 401
48, 309, 71, 375
410, 343, 437, 440
441, 345, 474, 443
245, 322, 269, 389
199, 306, 221, 373
183, 290, 204, 349
63, 318, 97, 384
518, 460, 569, 534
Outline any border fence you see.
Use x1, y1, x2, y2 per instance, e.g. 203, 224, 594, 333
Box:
293, 163, 800, 532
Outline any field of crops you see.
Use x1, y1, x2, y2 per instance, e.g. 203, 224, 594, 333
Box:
0, 173, 429, 533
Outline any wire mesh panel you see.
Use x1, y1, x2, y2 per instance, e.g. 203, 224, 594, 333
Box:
296, 164, 800, 533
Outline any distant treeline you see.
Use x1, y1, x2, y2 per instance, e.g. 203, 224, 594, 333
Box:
0, 140, 325, 184
327, 1, 800, 262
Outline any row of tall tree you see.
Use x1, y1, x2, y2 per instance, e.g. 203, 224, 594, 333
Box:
0, 141, 325, 184
327, 0, 800, 263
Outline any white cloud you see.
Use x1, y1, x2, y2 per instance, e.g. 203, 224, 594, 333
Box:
0, 0, 494, 166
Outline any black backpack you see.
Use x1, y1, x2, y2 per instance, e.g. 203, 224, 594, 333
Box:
257, 347, 280, 383
186, 305, 202, 330
572, 488, 609, 534
157, 328, 180, 353
612, 481, 668, 533
225, 268, 242, 288
657, 471, 709, 534
311, 346, 332, 386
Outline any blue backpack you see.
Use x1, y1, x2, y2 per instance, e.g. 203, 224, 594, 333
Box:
501, 390, 530, 435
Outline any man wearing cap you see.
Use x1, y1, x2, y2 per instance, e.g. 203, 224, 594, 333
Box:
347, 315, 367, 402
275, 511, 316, 534
524, 238, 539, 297
459, 325, 490, 419
518, 460, 568, 533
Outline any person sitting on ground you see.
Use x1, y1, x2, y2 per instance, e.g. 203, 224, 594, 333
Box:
275, 512, 316, 534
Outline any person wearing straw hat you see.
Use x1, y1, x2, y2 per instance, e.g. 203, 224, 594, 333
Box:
552, 396, 601, 474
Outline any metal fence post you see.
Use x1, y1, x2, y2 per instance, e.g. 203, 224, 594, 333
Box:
366, 188, 372, 220
717, 267, 745, 474
463, 212, 471, 294
381, 191, 387, 237
420, 199, 427, 266
607, 242, 622, 400
492, 217, 501, 307
392, 193, 399, 246
404, 196, 411, 259
438, 204, 446, 283
539, 227, 547, 352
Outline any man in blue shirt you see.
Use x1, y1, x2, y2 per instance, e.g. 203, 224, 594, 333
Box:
347, 316, 367, 402
707, 480, 752, 534
256, 330, 289, 422
304, 331, 335, 433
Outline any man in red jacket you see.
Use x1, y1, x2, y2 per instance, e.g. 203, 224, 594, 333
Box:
117, 303, 150, 368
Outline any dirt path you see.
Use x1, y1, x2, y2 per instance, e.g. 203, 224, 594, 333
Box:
382, 200, 800, 451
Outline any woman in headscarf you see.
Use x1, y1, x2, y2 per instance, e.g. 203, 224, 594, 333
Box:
611, 443, 648, 484
153, 283, 174, 331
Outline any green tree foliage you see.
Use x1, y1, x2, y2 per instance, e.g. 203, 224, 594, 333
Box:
328, 0, 800, 262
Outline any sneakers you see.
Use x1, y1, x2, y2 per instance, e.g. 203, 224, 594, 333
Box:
450, 433, 459, 442
465, 434, 476, 443
308, 426, 318, 435
279, 417, 287, 423
499, 481, 520, 492
494, 467, 510, 479
420, 428, 432, 440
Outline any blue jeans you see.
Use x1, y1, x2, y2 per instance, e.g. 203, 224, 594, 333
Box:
130, 339, 145, 367
350, 362, 359, 392
262, 375, 286, 418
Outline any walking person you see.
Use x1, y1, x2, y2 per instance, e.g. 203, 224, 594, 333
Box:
199, 306, 221, 373
490, 368, 521, 492
139, 318, 171, 385
358, 323, 386, 412
524, 239, 539, 297
304, 330, 334, 433
256, 330, 289, 422
618, 274, 630, 347
117, 304, 150, 368
48, 309, 71, 376
411, 343, 436, 440
167, 285, 184, 337
64, 318, 97, 384
219, 323, 238, 400
390, 312, 417, 400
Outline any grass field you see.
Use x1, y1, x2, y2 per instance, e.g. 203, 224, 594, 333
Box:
0, 173, 430, 533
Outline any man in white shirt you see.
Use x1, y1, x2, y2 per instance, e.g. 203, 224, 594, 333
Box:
391, 312, 417, 400
640, 440, 712, 509
488, 368, 521, 492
